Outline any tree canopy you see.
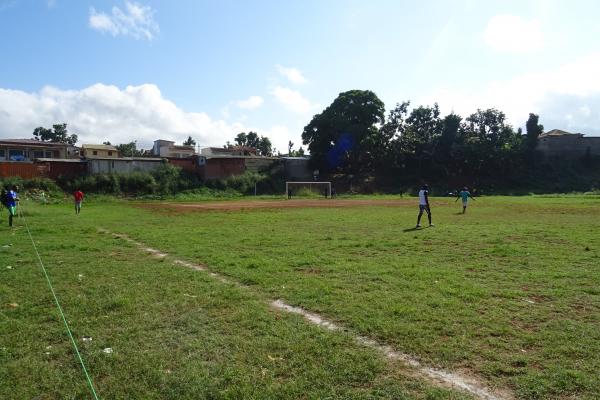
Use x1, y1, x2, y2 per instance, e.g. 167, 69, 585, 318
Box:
302, 90, 385, 174
183, 136, 196, 146
32, 123, 78, 145
116, 142, 144, 157
229, 131, 273, 156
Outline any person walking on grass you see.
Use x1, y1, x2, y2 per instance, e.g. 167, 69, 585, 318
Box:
6, 185, 19, 227
416, 184, 433, 228
73, 189, 84, 215
455, 186, 475, 214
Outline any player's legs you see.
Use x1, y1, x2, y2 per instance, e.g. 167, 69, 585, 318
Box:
8, 206, 15, 227
416, 207, 424, 227
426, 207, 432, 225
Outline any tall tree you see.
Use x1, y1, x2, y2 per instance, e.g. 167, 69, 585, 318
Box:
246, 132, 260, 148
32, 123, 78, 145
257, 137, 272, 156
525, 113, 544, 151
116, 141, 144, 157
234, 132, 247, 146
183, 136, 196, 146
288, 140, 294, 155
302, 90, 385, 173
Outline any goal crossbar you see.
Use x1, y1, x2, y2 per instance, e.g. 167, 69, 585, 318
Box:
286, 181, 332, 198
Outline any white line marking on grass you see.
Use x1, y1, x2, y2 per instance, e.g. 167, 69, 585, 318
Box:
98, 228, 512, 400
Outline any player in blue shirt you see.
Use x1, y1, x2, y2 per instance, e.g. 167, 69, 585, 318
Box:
455, 187, 475, 214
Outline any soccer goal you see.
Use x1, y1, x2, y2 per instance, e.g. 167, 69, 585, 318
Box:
286, 181, 332, 199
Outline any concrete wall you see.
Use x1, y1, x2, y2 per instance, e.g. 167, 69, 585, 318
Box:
87, 158, 164, 175
168, 157, 200, 174
536, 135, 600, 158
244, 157, 277, 172
204, 158, 245, 180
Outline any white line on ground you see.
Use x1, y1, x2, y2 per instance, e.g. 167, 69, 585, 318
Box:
98, 227, 512, 400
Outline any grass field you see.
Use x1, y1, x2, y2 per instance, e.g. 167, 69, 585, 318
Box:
1, 195, 599, 399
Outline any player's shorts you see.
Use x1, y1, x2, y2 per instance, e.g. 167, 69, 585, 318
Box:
419, 204, 430, 213
8, 206, 16, 216
462, 200, 468, 207
75, 201, 82, 207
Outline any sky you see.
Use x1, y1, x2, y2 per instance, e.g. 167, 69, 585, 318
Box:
1, 0, 600, 152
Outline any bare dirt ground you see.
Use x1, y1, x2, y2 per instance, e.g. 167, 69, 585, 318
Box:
136, 198, 415, 213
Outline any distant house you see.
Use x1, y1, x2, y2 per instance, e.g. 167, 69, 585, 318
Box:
0, 139, 78, 161
536, 129, 600, 159
81, 144, 120, 158
152, 140, 195, 158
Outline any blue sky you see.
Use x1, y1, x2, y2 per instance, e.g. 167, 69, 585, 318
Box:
1, 0, 599, 151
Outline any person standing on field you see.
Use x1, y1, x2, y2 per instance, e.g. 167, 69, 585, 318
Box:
416, 184, 433, 228
6, 186, 19, 227
455, 187, 475, 214
73, 189, 84, 215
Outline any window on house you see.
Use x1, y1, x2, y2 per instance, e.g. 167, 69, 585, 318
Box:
108, 151, 113, 156
8, 149, 26, 161
93, 151, 98, 156
0, 149, 5, 159
33, 151, 44, 158
45, 151, 53, 158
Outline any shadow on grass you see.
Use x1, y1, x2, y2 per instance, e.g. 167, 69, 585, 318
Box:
403, 226, 433, 232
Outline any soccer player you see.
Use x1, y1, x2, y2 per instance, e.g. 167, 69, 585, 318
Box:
6, 186, 19, 227
455, 186, 475, 214
73, 189, 84, 215
416, 184, 433, 228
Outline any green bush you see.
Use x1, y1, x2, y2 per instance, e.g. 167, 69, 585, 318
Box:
0, 177, 64, 203
208, 172, 267, 194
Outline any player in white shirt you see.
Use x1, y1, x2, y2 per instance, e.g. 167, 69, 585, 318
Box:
416, 184, 433, 228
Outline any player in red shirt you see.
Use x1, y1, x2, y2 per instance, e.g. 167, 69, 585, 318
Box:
73, 189, 84, 215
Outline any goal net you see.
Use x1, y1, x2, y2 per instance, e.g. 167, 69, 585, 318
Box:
286, 181, 332, 199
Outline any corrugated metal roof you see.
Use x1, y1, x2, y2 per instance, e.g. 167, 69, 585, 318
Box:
0, 139, 69, 147
35, 158, 86, 163
540, 129, 583, 137
87, 157, 164, 161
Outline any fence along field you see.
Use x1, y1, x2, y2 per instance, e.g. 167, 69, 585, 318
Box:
2, 195, 599, 399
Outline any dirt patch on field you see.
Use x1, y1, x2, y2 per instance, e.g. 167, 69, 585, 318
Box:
135, 199, 416, 214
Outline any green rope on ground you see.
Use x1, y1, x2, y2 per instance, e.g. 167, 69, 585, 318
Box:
19, 206, 101, 400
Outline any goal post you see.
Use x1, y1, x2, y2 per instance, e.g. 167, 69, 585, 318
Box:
286, 181, 332, 199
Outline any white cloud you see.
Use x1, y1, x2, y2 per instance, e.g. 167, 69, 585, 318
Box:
89, 1, 159, 40
235, 95, 264, 110
271, 86, 317, 114
420, 52, 600, 135
276, 65, 307, 84
484, 15, 543, 53
0, 83, 249, 148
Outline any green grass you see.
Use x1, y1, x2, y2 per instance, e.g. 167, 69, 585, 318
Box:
2, 195, 600, 399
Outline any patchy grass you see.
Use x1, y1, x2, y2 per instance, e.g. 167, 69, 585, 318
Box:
3, 195, 600, 399
1, 202, 469, 399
